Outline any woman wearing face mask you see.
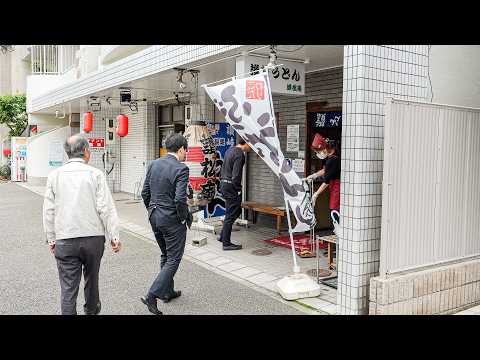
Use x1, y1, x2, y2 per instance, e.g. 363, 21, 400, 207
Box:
305, 133, 341, 227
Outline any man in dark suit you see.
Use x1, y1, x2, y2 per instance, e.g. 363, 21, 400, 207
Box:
140, 133, 192, 315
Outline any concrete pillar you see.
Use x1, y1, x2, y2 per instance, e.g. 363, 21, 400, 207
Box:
337, 45, 430, 314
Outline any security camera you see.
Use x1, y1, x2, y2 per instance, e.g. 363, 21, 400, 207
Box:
179, 81, 187, 89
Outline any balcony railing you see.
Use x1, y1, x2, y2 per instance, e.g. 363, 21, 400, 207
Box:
31, 45, 79, 75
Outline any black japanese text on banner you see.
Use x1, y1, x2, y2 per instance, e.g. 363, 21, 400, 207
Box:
203, 72, 316, 232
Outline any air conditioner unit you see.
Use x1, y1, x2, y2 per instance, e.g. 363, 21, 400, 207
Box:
185, 104, 201, 125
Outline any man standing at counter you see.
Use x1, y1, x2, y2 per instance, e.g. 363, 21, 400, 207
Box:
217, 138, 251, 251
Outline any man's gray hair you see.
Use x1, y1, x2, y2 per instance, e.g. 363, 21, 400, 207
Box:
64, 135, 90, 159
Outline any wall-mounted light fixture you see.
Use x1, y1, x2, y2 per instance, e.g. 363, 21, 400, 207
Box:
267, 45, 278, 67
174, 68, 187, 89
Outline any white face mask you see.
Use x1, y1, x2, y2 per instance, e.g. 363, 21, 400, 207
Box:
316, 151, 327, 160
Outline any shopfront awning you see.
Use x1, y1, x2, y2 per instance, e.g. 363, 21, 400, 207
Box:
29, 45, 246, 114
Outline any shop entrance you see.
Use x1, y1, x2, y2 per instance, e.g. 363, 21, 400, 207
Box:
158, 103, 185, 157
305, 102, 342, 231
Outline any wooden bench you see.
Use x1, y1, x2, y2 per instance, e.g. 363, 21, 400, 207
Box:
317, 234, 337, 271
241, 201, 287, 234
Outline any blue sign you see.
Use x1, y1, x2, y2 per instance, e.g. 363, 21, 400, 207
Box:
204, 122, 236, 218
309, 111, 342, 129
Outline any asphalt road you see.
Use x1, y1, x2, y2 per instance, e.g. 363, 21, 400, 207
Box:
0, 182, 304, 315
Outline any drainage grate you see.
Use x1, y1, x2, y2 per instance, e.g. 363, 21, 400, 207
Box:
125, 201, 141, 204
251, 248, 272, 256
320, 276, 338, 289
115, 198, 131, 201
306, 268, 332, 278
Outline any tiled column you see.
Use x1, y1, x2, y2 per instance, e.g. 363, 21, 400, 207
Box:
145, 101, 158, 163
337, 45, 430, 314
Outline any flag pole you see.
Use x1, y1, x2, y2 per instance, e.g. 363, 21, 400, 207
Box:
283, 193, 300, 274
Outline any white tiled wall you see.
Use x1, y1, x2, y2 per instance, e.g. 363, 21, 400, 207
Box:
80, 101, 157, 194
79, 102, 121, 192
338, 45, 430, 315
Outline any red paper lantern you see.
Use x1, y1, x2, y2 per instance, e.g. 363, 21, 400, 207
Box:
2, 148, 11, 157
84, 112, 93, 133
116, 114, 128, 137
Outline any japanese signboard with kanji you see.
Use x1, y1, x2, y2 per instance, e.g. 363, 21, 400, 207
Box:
286, 124, 300, 152
203, 122, 236, 218
309, 111, 342, 129
236, 56, 305, 96
87, 138, 105, 152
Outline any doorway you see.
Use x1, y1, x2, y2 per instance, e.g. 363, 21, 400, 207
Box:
306, 102, 342, 230
158, 104, 185, 157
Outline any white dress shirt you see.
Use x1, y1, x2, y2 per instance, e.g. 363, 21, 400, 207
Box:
167, 152, 179, 161
43, 158, 120, 245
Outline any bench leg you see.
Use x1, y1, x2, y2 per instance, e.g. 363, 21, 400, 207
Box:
328, 243, 334, 270
277, 215, 282, 234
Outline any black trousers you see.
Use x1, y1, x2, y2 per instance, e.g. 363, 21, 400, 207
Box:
219, 194, 242, 245
148, 214, 187, 300
54, 236, 105, 315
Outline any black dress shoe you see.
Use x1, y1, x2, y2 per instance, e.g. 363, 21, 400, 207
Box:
84, 301, 101, 315
162, 290, 182, 303
223, 243, 242, 251
217, 236, 222, 242
141, 296, 163, 315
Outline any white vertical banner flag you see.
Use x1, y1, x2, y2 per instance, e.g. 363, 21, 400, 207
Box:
203, 72, 316, 232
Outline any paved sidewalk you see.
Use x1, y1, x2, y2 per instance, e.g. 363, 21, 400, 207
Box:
17, 182, 338, 314
2, 182, 312, 315
455, 304, 480, 315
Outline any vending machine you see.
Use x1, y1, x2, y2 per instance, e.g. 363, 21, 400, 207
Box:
11, 137, 27, 182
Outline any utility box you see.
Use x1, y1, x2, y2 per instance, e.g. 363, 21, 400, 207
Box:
105, 118, 115, 145
184, 104, 201, 126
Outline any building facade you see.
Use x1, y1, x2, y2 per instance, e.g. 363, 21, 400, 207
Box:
25, 45, 480, 314
0, 45, 31, 165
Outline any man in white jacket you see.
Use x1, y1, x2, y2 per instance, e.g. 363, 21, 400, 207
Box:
43, 135, 121, 315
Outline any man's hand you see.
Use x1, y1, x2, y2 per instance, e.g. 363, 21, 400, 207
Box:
311, 192, 319, 206
111, 239, 121, 253
306, 174, 316, 181
49, 243, 55, 254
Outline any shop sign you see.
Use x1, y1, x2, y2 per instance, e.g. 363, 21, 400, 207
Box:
236, 56, 305, 96
48, 141, 65, 167
88, 138, 105, 151
204, 122, 237, 218
310, 111, 342, 128
292, 158, 305, 173
286, 124, 300, 152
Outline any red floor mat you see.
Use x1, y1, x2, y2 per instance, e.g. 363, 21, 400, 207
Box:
264, 234, 327, 256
